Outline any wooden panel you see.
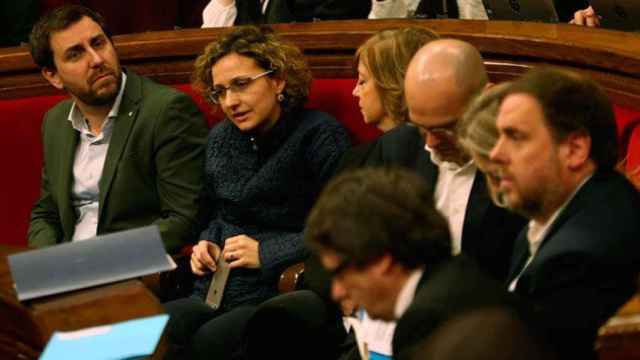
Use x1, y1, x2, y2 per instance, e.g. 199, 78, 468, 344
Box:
2, 19, 640, 108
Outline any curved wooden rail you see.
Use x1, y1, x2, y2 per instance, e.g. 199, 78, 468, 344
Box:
2, 19, 640, 108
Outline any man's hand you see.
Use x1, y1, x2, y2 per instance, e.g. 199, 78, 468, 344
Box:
224, 235, 261, 269
570, 6, 601, 27
191, 240, 222, 276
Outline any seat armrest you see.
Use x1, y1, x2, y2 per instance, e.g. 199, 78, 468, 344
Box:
278, 263, 305, 294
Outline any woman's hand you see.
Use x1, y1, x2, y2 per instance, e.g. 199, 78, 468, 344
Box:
190, 240, 222, 276
224, 235, 261, 269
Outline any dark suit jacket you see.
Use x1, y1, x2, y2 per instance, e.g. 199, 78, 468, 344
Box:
508, 170, 640, 360
415, 0, 588, 22
28, 70, 209, 253
393, 255, 524, 360
234, 0, 370, 25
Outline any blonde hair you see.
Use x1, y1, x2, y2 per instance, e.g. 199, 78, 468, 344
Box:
457, 82, 512, 207
457, 82, 512, 158
355, 27, 439, 125
192, 26, 311, 111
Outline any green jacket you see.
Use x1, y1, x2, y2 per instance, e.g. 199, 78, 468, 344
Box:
28, 70, 208, 253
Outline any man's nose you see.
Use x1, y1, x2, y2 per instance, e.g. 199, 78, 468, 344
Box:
489, 137, 507, 163
87, 48, 104, 67
331, 279, 347, 302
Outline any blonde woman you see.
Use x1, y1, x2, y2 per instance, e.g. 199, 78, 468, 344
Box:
457, 82, 511, 207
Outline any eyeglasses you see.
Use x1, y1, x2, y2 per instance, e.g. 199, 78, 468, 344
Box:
326, 256, 354, 279
209, 70, 273, 104
416, 119, 458, 138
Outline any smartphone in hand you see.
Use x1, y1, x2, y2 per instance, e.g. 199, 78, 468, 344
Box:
205, 255, 230, 310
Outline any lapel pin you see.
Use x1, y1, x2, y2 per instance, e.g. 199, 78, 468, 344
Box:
128, 111, 134, 117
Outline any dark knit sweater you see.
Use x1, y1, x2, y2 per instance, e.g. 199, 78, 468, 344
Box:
193, 108, 350, 309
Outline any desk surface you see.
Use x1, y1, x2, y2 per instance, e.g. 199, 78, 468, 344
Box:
0, 246, 167, 359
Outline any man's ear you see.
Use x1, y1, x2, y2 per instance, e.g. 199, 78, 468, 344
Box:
372, 254, 394, 277
562, 131, 592, 170
41, 67, 64, 90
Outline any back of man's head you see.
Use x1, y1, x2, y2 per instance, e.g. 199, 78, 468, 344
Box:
29, 5, 110, 70
405, 39, 488, 112
305, 167, 451, 270
411, 307, 555, 360
506, 67, 618, 171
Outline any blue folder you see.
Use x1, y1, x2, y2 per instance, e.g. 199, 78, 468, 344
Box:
40, 314, 169, 360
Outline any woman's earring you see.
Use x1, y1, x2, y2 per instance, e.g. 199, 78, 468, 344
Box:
277, 93, 285, 102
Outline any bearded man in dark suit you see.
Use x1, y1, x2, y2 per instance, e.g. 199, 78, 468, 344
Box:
490, 68, 640, 359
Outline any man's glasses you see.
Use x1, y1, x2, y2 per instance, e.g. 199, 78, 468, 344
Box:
326, 256, 354, 279
209, 70, 273, 104
415, 118, 458, 137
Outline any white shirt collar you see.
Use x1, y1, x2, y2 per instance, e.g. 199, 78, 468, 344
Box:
425, 144, 474, 172
67, 71, 127, 132
526, 174, 593, 257
394, 268, 424, 319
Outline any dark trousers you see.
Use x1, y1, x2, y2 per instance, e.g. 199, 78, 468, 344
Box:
164, 297, 257, 360
244, 290, 349, 360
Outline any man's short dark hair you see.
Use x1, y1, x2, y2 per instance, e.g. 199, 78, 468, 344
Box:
305, 167, 451, 270
506, 67, 618, 170
29, 5, 110, 70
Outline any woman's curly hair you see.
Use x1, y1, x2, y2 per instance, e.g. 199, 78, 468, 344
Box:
193, 26, 312, 111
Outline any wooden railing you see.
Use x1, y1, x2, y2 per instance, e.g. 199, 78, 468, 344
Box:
2, 19, 640, 108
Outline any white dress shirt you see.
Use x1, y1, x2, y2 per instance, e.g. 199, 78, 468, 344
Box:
456, 0, 488, 19
368, 0, 421, 19
202, 0, 270, 28
68, 72, 127, 241
428, 146, 477, 255
394, 268, 424, 319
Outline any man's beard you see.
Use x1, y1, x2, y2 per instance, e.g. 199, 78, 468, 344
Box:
507, 182, 565, 221
69, 71, 121, 107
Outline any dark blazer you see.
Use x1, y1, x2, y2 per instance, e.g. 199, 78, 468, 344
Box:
28, 70, 209, 253
415, 0, 588, 22
508, 170, 640, 360
393, 255, 524, 360
234, 0, 370, 25
338, 124, 526, 282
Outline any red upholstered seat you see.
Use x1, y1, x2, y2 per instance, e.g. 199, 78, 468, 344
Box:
0, 81, 635, 248
174, 79, 381, 144
0, 95, 67, 247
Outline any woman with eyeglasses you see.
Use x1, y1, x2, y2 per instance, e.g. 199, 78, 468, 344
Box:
164, 25, 350, 360
239, 27, 441, 360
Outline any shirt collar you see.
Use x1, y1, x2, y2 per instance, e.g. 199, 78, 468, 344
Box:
67, 71, 127, 132
394, 268, 424, 319
526, 174, 593, 256
425, 144, 474, 172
